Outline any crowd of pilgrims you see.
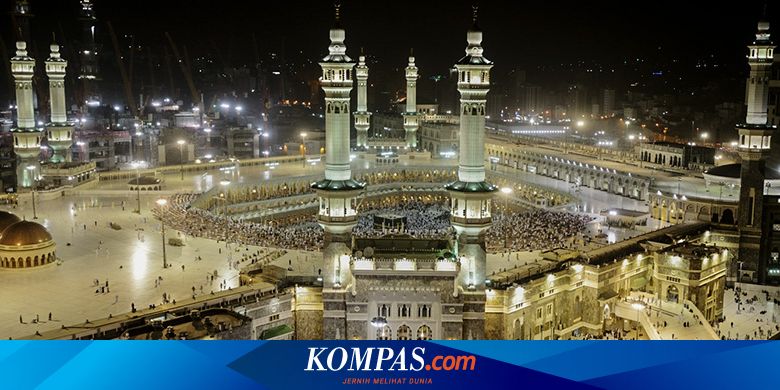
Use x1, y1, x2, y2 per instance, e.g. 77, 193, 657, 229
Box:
156, 191, 590, 253
153, 194, 324, 250
353, 201, 454, 239
491, 178, 573, 207
201, 169, 572, 210
486, 209, 593, 252
202, 169, 459, 209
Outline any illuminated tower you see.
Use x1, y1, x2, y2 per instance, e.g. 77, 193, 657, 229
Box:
11, 41, 42, 188
737, 19, 776, 284
45, 42, 74, 162
445, 7, 495, 339
402, 52, 419, 149
313, 4, 363, 339
12, 0, 33, 42
354, 53, 371, 148
78, 0, 100, 107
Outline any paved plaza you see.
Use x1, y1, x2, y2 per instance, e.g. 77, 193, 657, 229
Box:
719, 286, 780, 340
0, 156, 655, 339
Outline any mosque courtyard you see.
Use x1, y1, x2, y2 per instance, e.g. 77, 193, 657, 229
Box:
0, 157, 653, 339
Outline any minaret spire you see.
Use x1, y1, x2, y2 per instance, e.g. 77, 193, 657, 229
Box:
45, 34, 74, 163
445, 6, 496, 340
354, 50, 371, 148
314, 4, 364, 340
10, 38, 43, 188
403, 49, 419, 149
736, 15, 777, 285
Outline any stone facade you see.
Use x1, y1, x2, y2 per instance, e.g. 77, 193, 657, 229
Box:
344, 275, 462, 340
481, 225, 727, 339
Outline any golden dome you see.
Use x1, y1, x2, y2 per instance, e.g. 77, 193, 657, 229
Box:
0, 221, 53, 246
0, 211, 21, 233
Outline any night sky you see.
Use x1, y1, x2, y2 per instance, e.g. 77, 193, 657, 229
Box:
12, 1, 774, 66
2, 0, 777, 105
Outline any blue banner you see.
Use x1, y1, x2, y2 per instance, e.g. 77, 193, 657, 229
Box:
0, 341, 774, 389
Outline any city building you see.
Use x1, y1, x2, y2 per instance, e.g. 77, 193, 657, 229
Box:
639, 142, 716, 170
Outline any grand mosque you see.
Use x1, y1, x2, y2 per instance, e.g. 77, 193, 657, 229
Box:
2, 4, 778, 341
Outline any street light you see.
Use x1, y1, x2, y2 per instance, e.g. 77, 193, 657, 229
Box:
220, 179, 231, 215
737, 261, 744, 292
26, 165, 38, 219
131, 161, 144, 214
630, 301, 646, 336
177, 139, 186, 180
156, 198, 169, 269
500, 187, 512, 248
300, 132, 307, 167
370, 316, 387, 328
500, 187, 512, 212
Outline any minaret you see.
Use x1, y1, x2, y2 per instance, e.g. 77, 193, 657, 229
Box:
45, 41, 74, 162
445, 6, 496, 340
402, 52, 419, 149
10, 40, 42, 188
737, 18, 776, 285
354, 53, 371, 148
313, 4, 364, 339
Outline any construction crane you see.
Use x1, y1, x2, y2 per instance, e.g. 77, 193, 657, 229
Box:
164, 32, 200, 109
107, 21, 138, 117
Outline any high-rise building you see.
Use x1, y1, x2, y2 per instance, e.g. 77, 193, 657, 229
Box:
12, 0, 32, 42
78, 0, 100, 108
603, 89, 616, 116
520, 84, 542, 115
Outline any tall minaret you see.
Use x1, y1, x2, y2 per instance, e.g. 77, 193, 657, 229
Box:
10, 40, 42, 188
46, 42, 67, 124
354, 53, 371, 148
313, 4, 364, 340
445, 6, 496, 340
402, 52, 419, 149
45, 42, 74, 162
737, 18, 776, 285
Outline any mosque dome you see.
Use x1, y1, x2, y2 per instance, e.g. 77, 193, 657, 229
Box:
0, 220, 53, 246
0, 211, 21, 233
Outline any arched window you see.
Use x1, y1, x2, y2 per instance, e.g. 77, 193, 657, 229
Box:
397, 325, 411, 340
666, 285, 679, 303
377, 325, 392, 340
513, 319, 525, 340
416, 325, 432, 340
